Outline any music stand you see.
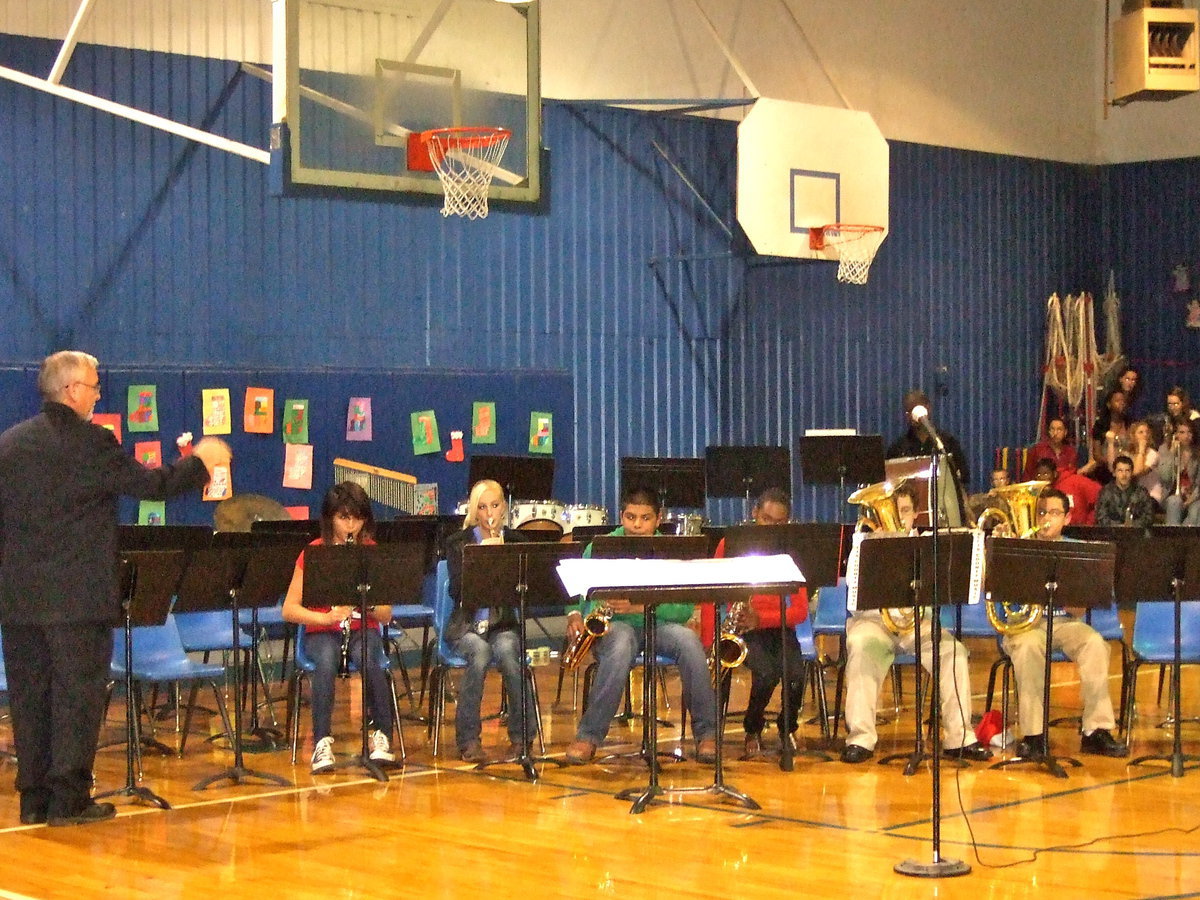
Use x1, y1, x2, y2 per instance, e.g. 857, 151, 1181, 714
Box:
620, 457, 706, 510
704, 445, 791, 521
180, 532, 292, 791
302, 542, 425, 781
469, 455, 555, 505
95, 549, 189, 810
723, 523, 847, 769
236, 533, 312, 749
1132, 527, 1200, 777
462, 540, 583, 780
579, 571, 800, 814
986, 537, 1117, 779
799, 435, 886, 523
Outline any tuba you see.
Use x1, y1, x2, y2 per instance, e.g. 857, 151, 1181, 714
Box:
561, 602, 612, 670
848, 479, 919, 635
982, 480, 1048, 634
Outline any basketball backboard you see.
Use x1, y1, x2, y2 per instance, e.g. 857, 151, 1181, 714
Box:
736, 98, 888, 261
271, 0, 541, 205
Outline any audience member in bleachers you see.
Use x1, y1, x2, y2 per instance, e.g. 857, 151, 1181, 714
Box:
1127, 420, 1163, 507
1094, 455, 1156, 527
1078, 389, 1131, 484
1022, 416, 1077, 482
1034, 457, 1100, 525
1158, 418, 1200, 526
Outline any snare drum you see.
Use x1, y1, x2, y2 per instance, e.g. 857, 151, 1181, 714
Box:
510, 499, 567, 530
454, 499, 469, 516
560, 504, 609, 533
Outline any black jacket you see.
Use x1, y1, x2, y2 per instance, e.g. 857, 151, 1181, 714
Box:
443, 525, 530, 643
0, 402, 209, 625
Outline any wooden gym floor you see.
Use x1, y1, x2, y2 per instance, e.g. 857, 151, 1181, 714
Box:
0, 633, 1198, 900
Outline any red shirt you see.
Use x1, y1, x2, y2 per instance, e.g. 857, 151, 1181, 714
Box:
1023, 441, 1078, 481
698, 538, 809, 646
294, 536, 382, 635
1054, 471, 1100, 525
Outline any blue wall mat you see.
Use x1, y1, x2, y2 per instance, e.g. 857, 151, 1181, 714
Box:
0, 32, 1192, 526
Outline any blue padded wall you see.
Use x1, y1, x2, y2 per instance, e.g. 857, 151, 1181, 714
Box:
0, 32, 1189, 526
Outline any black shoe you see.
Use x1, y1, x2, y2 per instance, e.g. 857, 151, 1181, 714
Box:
742, 733, 764, 759
1014, 733, 1047, 759
48, 801, 116, 828
458, 742, 488, 764
695, 739, 718, 765
840, 744, 874, 764
1080, 729, 1128, 758
19, 794, 47, 826
943, 742, 993, 762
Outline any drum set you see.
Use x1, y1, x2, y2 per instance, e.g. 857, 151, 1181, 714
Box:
453, 498, 610, 534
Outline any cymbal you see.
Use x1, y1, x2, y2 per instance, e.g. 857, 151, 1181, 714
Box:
214, 493, 291, 532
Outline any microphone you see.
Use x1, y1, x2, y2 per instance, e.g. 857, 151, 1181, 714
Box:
910, 404, 946, 452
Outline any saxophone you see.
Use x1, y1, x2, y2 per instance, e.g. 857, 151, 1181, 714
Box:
712, 600, 750, 669
561, 602, 612, 670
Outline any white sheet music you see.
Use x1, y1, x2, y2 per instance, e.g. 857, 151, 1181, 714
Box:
556, 554, 804, 598
847, 530, 985, 612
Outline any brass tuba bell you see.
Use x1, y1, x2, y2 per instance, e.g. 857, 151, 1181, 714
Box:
982, 480, 1049, 634
847, 479, 920, 635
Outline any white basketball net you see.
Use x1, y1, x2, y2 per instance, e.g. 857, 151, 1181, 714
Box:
425, 127, 511, 220
819, 225, 885, 284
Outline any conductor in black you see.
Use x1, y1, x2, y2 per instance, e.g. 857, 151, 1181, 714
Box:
0, 351, 229, 826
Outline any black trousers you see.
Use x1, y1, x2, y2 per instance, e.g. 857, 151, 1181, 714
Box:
720, 627, 805, 735
2, 622, 111, 816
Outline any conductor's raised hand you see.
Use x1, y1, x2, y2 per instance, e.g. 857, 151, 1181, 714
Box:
192, 436, 233, 477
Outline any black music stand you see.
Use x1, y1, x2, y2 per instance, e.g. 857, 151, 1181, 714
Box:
469, 455, 555, 506
1132, 527, 1200, 777
182, 532, 292, 791
704, 445, 791, 521
462, 540, 583, 781
237, 534, 312, 747
95, 549, 189, 810
302, 542, 425, 781
589, 536, 710, 747
584, 577, 799, 815
799, 434, 886, 523
620, 457, 706, 510
723, 523, 846, 769
987, 537, 1117, 780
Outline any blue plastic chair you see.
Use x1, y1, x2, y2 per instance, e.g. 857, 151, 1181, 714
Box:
794, 615, 830, 740
109, 614, 235, 772
426, 561, 545, 756
384, 568, 438, 708
1122, 600, 1200, 736
286, 623, 405, 764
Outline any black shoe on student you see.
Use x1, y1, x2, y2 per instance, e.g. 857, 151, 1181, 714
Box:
942, 742, 993, 762
840, 744, 874, 764
1014, 733, 1048, 759
48, 801, 117, 828
1080, 729, 1128, 758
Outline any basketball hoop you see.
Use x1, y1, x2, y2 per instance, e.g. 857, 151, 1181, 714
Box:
415, 126, 511, 220
809, 224, 885, 285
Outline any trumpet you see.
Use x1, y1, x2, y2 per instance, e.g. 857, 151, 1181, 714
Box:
712, 600, 750, 669
561, 602, 612, 670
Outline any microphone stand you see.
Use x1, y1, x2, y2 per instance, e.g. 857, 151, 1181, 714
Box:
896, 416, 970, 878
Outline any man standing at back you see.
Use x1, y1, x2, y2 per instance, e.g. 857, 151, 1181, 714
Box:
0, 351, 230, 826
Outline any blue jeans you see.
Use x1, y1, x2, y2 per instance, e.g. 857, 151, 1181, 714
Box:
451, 628, 533, 750
306, 629, 393, 742
1164, 493, 1200, 525
575, 619, 716, 745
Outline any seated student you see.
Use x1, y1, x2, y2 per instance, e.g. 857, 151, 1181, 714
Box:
991, 467, 1011, 491
443, 479, 535, 762
701, 488, 808, 758
1079, 389, 1130, 484
1022, 417, 1077, 482
840, 482, 990, 764
283, 482, 395, 774
1127, 419, 1163, 507
564, 486, 718, 764
1002, 488, 1126, 759
1095, 455, 1156, 527
1034, 457, 1100, 526
1158, 419, 1200, 527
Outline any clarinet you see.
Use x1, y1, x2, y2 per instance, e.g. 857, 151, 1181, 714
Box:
337, 532, 355, 678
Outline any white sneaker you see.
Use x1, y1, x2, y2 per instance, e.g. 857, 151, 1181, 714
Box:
311, 736, 335, 774
369, 729, 395, 763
